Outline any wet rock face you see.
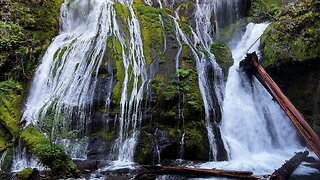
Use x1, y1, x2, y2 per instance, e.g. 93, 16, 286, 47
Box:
215, 0, 251, 30
87, 137, 114, 160
134, 125, 211, 165
76, 0, 235, 164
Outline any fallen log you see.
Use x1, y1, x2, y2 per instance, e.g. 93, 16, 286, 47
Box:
270, 151, 309, 180
134, 165, 259, 179
240, 52, 320, 158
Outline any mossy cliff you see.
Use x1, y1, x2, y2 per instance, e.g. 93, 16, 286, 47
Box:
258, 0, 320, 134
261, 0, 319, 67
210, 43, 233, 75
0, 84, 80, 177
0, 0, 63, 81
250, 0, 283, 21
0, 0, 80, 177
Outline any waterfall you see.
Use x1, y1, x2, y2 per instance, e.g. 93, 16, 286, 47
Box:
197, 22, 307, 175
213, 0, 250, 34
193, 0, 226, 160
15, 0, 318, 176
22, 0, 119, 158
113, 1, 148, 163
22, 0, 147, 164
222, 22, 300, 157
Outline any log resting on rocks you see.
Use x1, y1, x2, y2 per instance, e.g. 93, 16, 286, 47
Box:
134, 165, 259, 179
240, 52, 320, 158
270, 151, 309, 180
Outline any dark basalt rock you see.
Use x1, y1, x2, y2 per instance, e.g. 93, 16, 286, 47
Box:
74, 159, 100, 173
87, 137, 114, 160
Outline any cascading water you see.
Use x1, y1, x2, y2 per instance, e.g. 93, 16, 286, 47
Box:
112, 1, 148, 163
21, 0, 148, 166
213, 0, 250, 34
168, 0, 228, 160
193, 0, 226, 160
197, 22, 311, 175
17, 0, 117, 168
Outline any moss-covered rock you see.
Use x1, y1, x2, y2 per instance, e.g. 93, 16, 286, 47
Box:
20, 125, 80, 178
0, 147, 13, 172
20, 126, 46, 149
0, 125, 13, 153
134, 131, 155, 164
183, 120, 209, 161
133, 0, 165, 64
261, 0, 320, 67
250, 0, 283, 21
107, 37, 124, 107
210, 43, 233, 74
158, 68, 204, 122
16, 168, 35, 179
0, 80, 22, 138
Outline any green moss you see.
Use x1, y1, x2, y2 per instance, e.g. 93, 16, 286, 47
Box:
16, 168, 34, 179
134, 132, 154, 164
114, 2, 130, 22
34, 143, 80, 178
20, 125, 80, 178
210, 43, 233, 74
0, 0, 63, 81
114, 2, 130, 33
177, 20, 192, 36
184, 128, 203, 150
251, 0, 282, 19
183, 120, 209, 160
0, 125, 12, 152
20, 126, 47, 149
261, 0, 320, 67
167, 128, 179, 141
0, 80, 22, 138
133, 0, 165, 64
1, 147, 13, 171
160, 68, 203, 120
108, 37, 124, 105
58, 46, 68, 61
